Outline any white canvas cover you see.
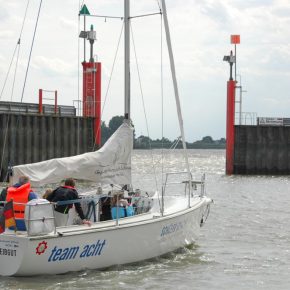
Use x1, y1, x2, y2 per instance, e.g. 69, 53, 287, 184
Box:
12, 122, 133, 186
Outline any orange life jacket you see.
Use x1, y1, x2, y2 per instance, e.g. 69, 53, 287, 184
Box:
6, 183, 31, 219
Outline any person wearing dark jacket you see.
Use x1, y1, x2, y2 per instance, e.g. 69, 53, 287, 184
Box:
47, 178, 91, 227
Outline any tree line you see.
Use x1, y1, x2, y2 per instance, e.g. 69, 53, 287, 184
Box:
101, 116, 225, 149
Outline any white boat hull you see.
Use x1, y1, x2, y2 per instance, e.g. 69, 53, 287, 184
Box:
0, 0, 214, 278
0, 196, 211, 276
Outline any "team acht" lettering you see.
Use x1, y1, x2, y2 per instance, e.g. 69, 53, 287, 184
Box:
48, 239, 106, 262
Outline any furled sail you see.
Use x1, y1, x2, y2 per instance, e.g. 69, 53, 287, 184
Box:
12, 122, 133, 186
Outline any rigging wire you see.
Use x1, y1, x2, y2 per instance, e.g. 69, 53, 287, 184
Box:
10, 44, 21, 102
86, 14, 123, 20
0, 45, 23, 180
141, 135, 181, 169
129, 12, 161, 19
160, 8, 165, 212
0, 116, 11, 182
77, 0, 81, 154
79, 4, 162, 151
20, 0, 43, 103
0, 0, 30, 180
156, 0, 162, 11
9, 0, 43, 176
130, 23, 159, 193
0, 0, 30, 101
170, 136, 181, 149
0, 45, 18, 101
80, 0, 85, 10
92, 23, 124, 151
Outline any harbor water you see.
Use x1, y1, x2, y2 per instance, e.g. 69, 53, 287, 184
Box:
1, 149, 290, 289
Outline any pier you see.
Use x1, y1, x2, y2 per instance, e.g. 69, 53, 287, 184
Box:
224, 35, 290, 175
234, 124, 290, 174
0, 106, 96, 181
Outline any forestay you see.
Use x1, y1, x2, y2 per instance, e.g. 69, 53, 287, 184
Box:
12, 122, 133, 186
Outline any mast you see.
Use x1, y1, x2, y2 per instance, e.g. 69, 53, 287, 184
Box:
161, 0, 192, 205
124, 0, 130, 120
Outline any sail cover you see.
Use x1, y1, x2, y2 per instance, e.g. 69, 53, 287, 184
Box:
12, 122, 134, 186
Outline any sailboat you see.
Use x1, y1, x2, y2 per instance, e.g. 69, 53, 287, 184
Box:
0, 0, 212, 276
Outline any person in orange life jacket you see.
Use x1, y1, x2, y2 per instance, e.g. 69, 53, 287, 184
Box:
47, 178, 91, 227
4, 175, 38, 231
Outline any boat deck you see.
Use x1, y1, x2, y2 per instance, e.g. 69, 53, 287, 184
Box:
2, 196, 206, 240
2, 211, 161, 239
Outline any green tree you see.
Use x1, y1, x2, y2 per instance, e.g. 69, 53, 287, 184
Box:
201, 136, 214, 143
101, 115, 124, 146
101, 121, 111, 145
135, 135, 151, 149
109, 116, 124, 133
101, 115, 225, 149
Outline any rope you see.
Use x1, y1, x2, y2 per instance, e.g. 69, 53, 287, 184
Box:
92, 23, 124, 151
20, 0, 43, 103
130, 23, 159, 193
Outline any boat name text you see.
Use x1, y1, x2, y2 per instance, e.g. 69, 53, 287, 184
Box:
161, 222, 184, 237
0, 248, 17, 256
48, 239, 106, 262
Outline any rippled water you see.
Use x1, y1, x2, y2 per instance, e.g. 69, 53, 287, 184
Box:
2, 149, 290, 289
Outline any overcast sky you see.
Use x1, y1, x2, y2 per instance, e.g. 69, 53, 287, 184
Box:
0, 0, 290, 142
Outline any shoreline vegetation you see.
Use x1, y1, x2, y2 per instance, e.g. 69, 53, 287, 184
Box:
102, 116, 226, 150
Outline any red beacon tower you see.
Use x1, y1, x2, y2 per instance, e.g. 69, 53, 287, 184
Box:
223, 35, 240, 175
223, 50, 236, 175
79, 23, 101, 147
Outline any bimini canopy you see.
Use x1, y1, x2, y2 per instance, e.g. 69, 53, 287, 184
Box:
12, 122, 134, 186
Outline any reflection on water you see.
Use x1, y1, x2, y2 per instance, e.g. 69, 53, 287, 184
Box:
2, 149, 290, 289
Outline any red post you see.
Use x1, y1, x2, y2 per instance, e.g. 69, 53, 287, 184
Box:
226, 80, 236, 175
39, 89, 43, 114
54, 90, 58, 114
95, 63, 101, 146
82, 61, 102, 147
